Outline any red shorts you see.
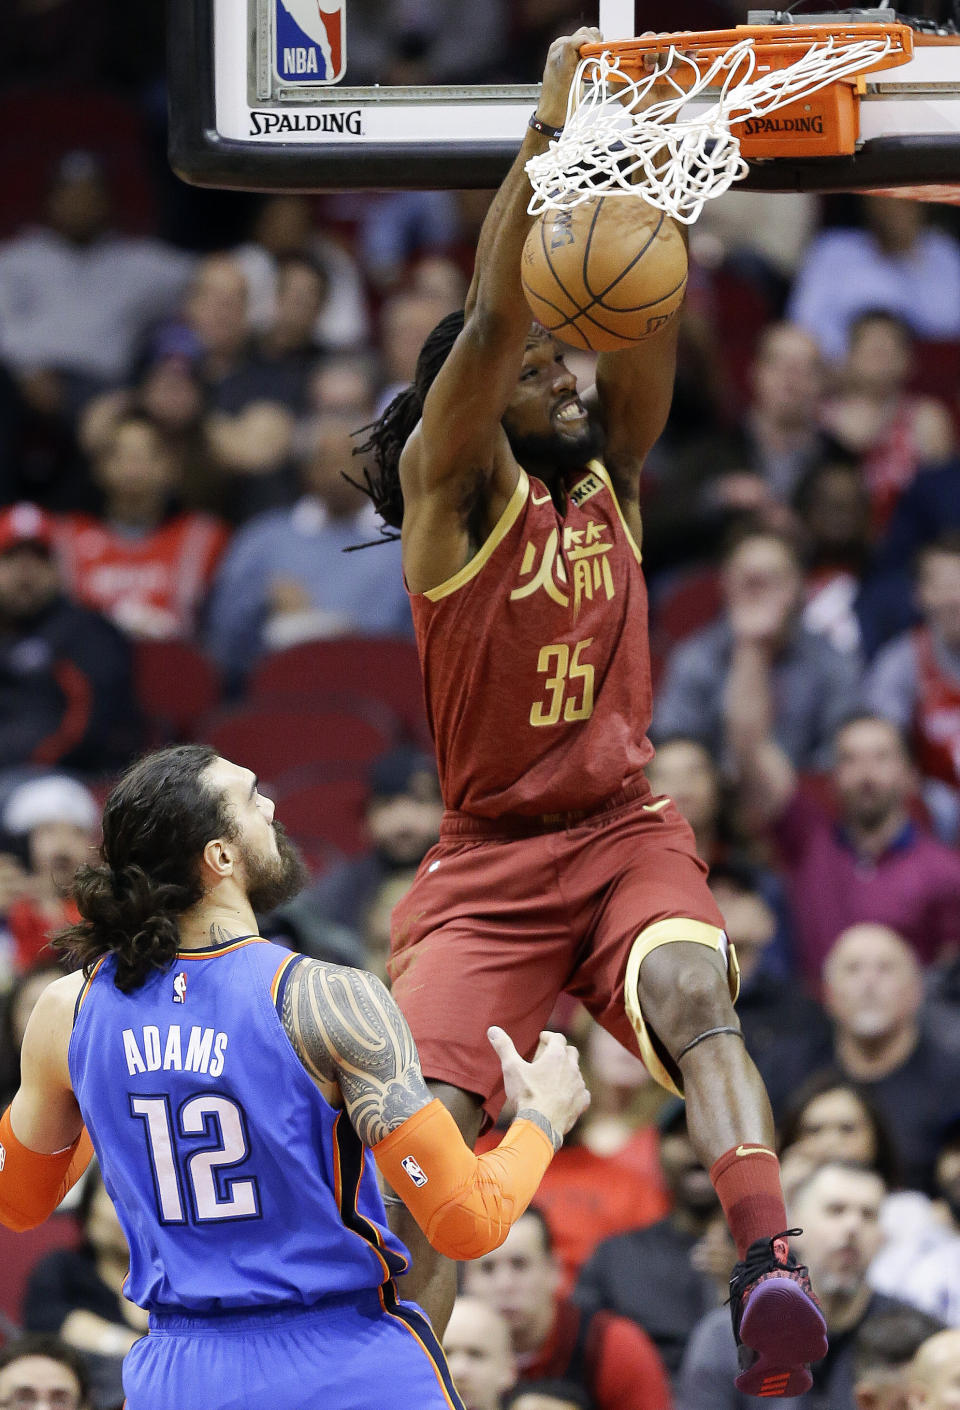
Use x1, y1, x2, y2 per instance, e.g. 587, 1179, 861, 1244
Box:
388, 778, 724, 1124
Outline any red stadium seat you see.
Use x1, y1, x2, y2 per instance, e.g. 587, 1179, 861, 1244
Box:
0, 1212, 80, 1329
249, 638, 428, 745
653, 567, 723, 647
134, 641, 222, 746
272, 771, 369, 856
0, 84, 156, 239
197, 703, 393, 789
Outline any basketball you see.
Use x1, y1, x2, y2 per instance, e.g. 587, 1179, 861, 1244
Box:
521, 196, 688, 351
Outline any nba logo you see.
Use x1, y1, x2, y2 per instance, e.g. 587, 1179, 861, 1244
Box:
172, 972, 187, 1004
275, 0, 346, 85
401, 1155, 428, 1188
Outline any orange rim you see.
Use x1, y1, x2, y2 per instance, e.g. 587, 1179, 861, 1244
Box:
579, 21, 915, 79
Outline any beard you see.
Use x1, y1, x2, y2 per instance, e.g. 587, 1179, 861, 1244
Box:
505, 418, 604, 476
841, 787, 900, 833
242, 822, 309, 914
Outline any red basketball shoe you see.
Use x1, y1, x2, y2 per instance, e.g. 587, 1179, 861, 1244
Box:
729, 1229, 828, 1397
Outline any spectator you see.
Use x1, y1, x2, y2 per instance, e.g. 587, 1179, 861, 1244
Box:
677, 1161, 914, 1410
646, 739, 795, 975
23, 1164, 146, 1409
177, 254, 296, 517
504, 1382, 594, 1410
533, 1022, 671, 1296
864, 535, 960, 813
377, 286, 462, 409
2, 774, 95, 972
0, 503, 141, 775
794, 457, 914, 662
880, 460, 960, 575
777, 1074, 902, 1194
359, 194, 463, 293
645, 736, 727, 865
694, 190, 817, 309
643, 323, 834, 573
0, 846, 31, 984
574, 1100, 724, 1382
0, 959, 64, 1110
359, 868, 418, 985
853, 1305, 947, 1410
0, 151, 194, 404
442, 1296, 517, 1410
788, 197, 960, 362
729, 699, 960, 983
304, 353, 380, 422
822, 925, 960, 1194
654, 527, 861, 770
820, 312, 954, 536
898, 1118, 960, 1325
233, 194, 369, 352
56, 413, 228, 641
205, 410, 410, 683
906, 1328, 960, 1409
0, 1333, 91, 1410
464, 1208, 672, 1410
268, 748, 441, 943
708, 861, 831, 1095
773, 1072, 933, 1300
254, 254, 328, 403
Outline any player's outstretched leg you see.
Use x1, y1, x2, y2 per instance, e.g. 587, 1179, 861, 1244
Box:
384, 1080, 484, 1336
634, 938, 827, 1397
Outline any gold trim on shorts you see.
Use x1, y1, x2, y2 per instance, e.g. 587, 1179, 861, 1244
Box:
623, 918, 741, 1098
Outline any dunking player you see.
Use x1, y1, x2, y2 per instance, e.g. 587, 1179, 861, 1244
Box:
0, 744, 588, 1410
354, 27, 827, 1399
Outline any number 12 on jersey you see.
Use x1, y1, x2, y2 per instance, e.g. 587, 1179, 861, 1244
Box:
131, 1093, 261, 1224
531, 638, 595, 727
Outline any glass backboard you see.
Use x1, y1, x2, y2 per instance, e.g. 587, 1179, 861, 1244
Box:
168, 0, 960, 194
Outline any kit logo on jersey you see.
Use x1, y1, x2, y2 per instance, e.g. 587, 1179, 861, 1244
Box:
275, 0, 346, 84
172, 972, 187, 1005
401, 1155, 428, 1187
0, 1140, 5, 1171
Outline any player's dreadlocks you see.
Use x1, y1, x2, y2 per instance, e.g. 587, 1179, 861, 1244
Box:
347, 308, 466, 547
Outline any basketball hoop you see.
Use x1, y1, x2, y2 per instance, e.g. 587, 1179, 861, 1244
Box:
526, 22, 916, 224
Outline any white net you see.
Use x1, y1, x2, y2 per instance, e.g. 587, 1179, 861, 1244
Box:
525, 31, 895, 225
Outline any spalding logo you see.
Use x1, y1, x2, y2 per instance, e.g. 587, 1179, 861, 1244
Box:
401, 1155, 428, 1187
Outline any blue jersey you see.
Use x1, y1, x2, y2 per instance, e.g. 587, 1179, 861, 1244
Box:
68, 937, 409, 1315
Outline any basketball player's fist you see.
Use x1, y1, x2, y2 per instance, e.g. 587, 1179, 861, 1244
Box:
538, 27, 603, 128
487, 1025, 590, 1143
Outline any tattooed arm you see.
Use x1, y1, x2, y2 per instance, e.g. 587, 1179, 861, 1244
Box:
282, 960, 432, 1146
281, 959, 590, 1259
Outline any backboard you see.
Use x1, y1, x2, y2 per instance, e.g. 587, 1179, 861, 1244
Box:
168, 0, 960, 195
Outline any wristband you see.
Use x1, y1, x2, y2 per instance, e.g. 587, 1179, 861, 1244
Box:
529, 111, 563, 140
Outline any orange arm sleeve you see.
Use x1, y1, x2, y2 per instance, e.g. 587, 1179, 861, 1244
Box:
0, 1107, 94, 1232
373, 1098, 555, 1260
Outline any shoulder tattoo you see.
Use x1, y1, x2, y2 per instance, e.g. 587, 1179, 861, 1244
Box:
282, 963, 431, 1147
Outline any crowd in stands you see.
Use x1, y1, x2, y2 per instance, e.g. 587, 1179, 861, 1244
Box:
5, 1, 960, 1406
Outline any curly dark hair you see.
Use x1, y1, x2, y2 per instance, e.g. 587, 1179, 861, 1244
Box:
777, 1068, 903, 1190
347, 308, 466, 544
55, 744, 238, 993
0, 1332, 91, 1405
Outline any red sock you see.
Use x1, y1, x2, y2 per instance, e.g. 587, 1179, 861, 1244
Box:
710, 1145, 787, 1260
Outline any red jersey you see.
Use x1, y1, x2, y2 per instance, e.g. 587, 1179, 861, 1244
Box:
912, 625, 960, 787
56, 513, 228, 641
408, 461, 654, 818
